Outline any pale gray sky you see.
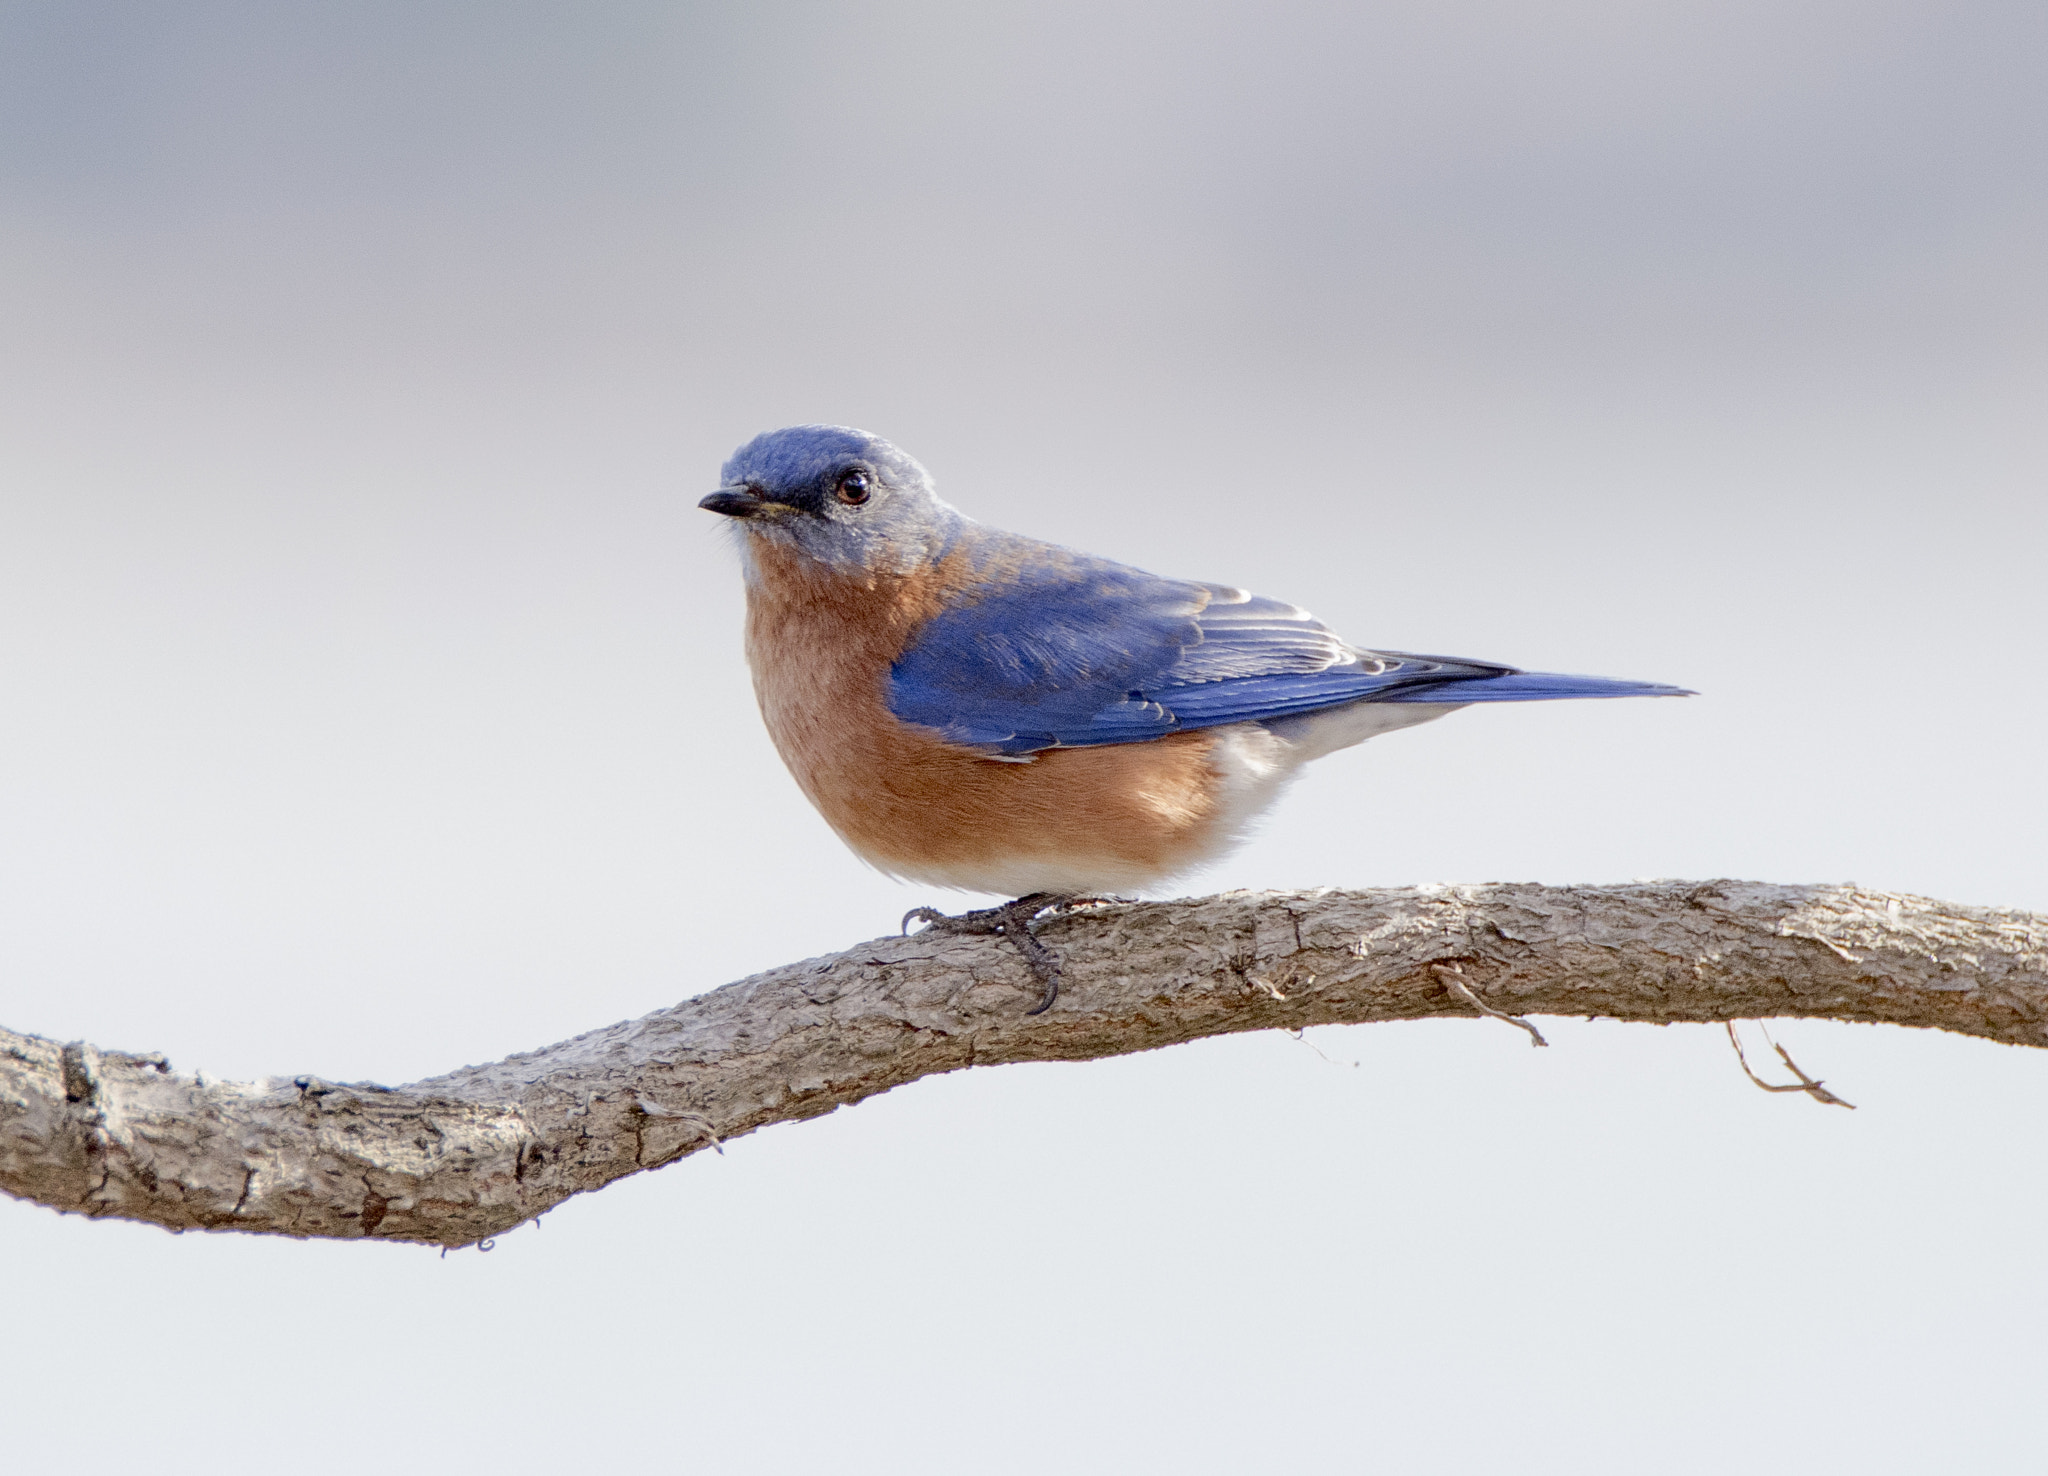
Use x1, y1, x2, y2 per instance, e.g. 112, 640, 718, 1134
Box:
2, 4, 2044, 1471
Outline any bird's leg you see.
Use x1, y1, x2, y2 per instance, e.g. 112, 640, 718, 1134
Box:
902, 892, 1074, 1014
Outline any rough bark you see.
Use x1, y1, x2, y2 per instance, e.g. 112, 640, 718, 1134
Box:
4, 881, 2044, 1247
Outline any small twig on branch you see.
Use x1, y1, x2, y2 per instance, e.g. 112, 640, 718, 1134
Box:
1433, 963, 1548, 1048
1724, 1022, 1856, 1109
1288, 1028, 1359, 1069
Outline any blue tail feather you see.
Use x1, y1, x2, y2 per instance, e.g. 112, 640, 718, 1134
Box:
1375, 671, 1693, 703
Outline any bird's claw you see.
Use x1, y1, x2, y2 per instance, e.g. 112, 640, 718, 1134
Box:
901, 906, 949, 936
900, 892, 1070, 1013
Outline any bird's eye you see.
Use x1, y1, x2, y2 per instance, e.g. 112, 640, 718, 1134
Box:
835, 469, 871, 506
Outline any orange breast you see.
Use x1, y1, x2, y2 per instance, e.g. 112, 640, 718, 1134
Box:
741, 539, 1227, 894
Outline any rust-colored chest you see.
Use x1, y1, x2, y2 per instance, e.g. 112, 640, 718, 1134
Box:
736, 537, 1224, 892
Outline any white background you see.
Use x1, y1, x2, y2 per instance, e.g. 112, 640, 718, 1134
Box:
1, 4, 2044, 1471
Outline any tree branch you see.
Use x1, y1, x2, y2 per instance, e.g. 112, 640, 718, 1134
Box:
5, 881, 2044, 1246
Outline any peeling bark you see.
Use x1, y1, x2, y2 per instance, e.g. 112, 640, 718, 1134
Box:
4, 881, 2044, 1247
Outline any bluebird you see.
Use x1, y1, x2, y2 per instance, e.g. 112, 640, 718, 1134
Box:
702, 425, 1687, 1011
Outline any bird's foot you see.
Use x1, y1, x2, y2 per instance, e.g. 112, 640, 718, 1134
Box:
902, 892, 1082, 1014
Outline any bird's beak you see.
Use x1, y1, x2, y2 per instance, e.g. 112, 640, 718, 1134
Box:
704, 483, 770, 517
699, 484, 774, 519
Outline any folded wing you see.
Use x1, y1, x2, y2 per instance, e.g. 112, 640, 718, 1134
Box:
887, 536, 1686, 756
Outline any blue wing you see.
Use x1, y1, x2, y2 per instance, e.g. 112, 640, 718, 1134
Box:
886, 534, 1687, 756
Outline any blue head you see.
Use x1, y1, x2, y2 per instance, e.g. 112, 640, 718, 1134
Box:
701, 425, 962, 576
